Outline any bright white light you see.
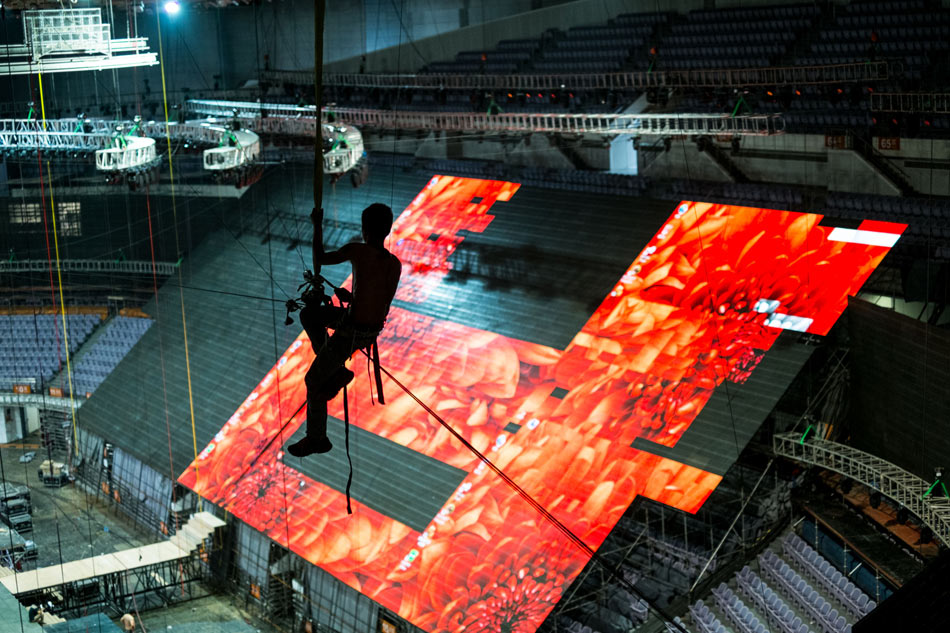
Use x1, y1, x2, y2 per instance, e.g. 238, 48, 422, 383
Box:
164, 1, 181, 15
827, 227, 900, 247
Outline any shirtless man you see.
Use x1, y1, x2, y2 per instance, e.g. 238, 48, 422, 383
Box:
287, 204, 401, 457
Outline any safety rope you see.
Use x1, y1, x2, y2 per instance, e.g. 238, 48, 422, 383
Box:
155, 8, 202, 508
37, 72, 80, 453
145, 189, 181, 533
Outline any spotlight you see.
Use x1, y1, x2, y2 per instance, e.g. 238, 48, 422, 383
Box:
164, 1, 180, 15
896, 507, 909, 525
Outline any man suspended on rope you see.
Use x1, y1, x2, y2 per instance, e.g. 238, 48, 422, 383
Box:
287, 204, 401, 457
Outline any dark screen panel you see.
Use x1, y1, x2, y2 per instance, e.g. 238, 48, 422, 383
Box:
848, 297, 950, 480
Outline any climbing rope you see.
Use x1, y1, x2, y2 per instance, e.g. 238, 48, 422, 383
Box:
155, 7, 202, 507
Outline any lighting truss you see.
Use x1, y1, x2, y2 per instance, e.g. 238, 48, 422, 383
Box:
0, 9, 157, 76
0, 119, 113, 151
0, 392, 80, 411
0, 259, 178, 276
870, 92, 950, 114
773, 432, 950, 547
185, 99, 785, 136
262, 61, 890, 91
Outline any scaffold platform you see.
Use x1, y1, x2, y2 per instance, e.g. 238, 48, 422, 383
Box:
0, 512, 225, 614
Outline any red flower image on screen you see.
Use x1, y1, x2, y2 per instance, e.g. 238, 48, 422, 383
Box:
179, 177, 904, 632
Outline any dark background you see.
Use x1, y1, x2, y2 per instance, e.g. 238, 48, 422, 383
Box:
848, 297, 950, 482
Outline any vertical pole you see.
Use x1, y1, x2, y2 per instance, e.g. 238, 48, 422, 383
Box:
314, 0, 325, 219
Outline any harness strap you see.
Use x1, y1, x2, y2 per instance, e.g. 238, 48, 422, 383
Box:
343, 385, 353, 515
370, 339, 385, 405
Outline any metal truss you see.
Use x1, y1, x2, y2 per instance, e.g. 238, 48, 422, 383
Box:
95, 136, 157, 171
0, 259, 177, 276
0, 51, 158, 75
870, 92, 950, 114
0, 119, 114, 152
22, 553, 211, 617
264, 61, 890, 90
185, 100, 784, 137
0, 392, 80, 411
773, 432, 950, 547
0, 8, 157, 75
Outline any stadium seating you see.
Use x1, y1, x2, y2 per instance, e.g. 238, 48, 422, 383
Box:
0, 314, 99, 391
759, 548, 856, 633
63, 316, 153, 396
689, 598, 729, 633
316, 1, 950, 138
685, 524, 888, 633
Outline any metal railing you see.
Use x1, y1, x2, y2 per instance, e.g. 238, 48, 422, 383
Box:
773, 432, 950, 548
871, 92, 950, 114
0, 259, 177, 275
185, 100, 785, 136
262, 61, 890, 90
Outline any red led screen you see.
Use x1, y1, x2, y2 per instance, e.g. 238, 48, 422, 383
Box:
179, 177, 904, 632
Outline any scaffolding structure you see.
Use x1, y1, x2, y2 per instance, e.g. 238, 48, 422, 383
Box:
22, 9, 111, 59
870, 92, 950, 113
0, 119, 113, 152
95, 136, 158, 171
773, 432, 950, 547
264, 61, 890, 90
0, 259, 178, 276
0, 9, 157, 75
185, 100, 785, 137
0, 513, 225, 618
0, 392, 81, 412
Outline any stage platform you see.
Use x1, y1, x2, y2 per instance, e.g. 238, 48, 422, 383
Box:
0, 512, 223, 596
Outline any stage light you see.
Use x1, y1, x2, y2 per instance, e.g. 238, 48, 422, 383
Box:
164, 1, 180, 15
896, 506, 909, 524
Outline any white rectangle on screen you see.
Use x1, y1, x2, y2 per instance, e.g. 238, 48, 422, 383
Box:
827, 227, 900, 247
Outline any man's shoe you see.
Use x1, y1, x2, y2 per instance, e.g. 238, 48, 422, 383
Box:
287, 435, 333, 457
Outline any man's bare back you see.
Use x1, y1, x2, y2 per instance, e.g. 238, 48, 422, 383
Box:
311, 205, 401, 325
289, 204, 402, 458
339, 242, 401, 325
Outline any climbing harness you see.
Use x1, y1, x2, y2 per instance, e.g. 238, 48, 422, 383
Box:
284, 269, 386, 514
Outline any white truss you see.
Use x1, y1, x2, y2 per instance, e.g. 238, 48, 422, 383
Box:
263, 61, 890, 90
321, 123, 364, 174
142, 121, 261, 171
0, 259, 177, 276
23, 9, 111, 58
870, 92, 950, 114
0, 118, 113, 151
201, 128, 262, 171
0, 391, 81, 412
0, 51, 158, 75
773, 432, 950, 548
185, 99, 784, 137
0, 9, 156, 75
95, 135, 157, 171
0, 118, 259, 173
